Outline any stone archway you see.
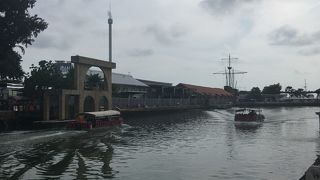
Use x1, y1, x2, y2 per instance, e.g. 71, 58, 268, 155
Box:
99, 96, 109, 111
84, 96, 95, 112
42, 55, 116, 120
84, 66, 108, 91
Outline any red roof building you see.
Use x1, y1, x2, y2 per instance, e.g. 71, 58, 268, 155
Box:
177, 83, 234, 108
177, 83, 233, 97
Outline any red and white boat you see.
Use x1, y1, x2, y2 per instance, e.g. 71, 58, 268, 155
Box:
67, 110, 123, 130
235, 108, 265, 122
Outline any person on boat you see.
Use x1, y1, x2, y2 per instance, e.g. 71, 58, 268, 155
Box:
249, 110, 256, 116
76, 115, 85, 123
86, 116, 96, 128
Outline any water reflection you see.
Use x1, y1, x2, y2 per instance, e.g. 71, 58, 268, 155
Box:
1, 107, 320, 179
0, 129, 120, 179
234, 122, 263, 132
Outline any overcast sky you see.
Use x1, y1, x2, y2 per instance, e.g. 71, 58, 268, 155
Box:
23, 0, 320, 91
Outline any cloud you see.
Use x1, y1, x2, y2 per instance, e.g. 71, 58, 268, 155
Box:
298, 47, 320, 56
199, 0, 257, 15
144, 24, 187, 45
32, 34, 72, 50
127, 48, 154, 57
269, 25, 320, 46
293, 69, 310, 75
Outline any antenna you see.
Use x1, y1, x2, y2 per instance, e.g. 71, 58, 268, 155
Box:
304, 79, 307, 91
108, 0, 112, 18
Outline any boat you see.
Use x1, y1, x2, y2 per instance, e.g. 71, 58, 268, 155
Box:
234, 108, 265, 122
67, 110, 123, 130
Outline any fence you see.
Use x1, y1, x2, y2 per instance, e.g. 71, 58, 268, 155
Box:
112, 97, 207, 109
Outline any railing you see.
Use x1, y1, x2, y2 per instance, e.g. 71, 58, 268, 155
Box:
112, 97, 233, 110
112, 97, 207, 109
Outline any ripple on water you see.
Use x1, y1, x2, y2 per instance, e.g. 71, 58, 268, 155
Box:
0, 108, 319, 179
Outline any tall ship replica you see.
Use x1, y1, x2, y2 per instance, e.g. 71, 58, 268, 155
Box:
213, 54, 247, 92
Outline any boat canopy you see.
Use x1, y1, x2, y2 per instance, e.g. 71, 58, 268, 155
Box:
235, 108, 262, 113
79, 110, 121, 117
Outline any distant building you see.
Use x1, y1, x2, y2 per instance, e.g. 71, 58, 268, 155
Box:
88, 70, 149, 98
0, 82, 23, 100
54, 60, 72, 75
137, 79, 174, 98
237, 91, 250, 102
112, 73, 149, 98
177, 83, 234, 107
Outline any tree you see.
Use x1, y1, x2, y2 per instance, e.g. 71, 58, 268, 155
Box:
85, 74, 103, 90
0, 0, 48, 81
24, 60, 64, 98
248, 87, 262, 101
262, 83, 282, 94
24, 61, 75, 98
62, 66, 74, 89
293, 88, 305, 98
285, 86, 293, 92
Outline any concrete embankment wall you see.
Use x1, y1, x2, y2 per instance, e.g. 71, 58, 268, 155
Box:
113, 97, 231, 110
0, 111, 15, 131
236, 101, 320, 107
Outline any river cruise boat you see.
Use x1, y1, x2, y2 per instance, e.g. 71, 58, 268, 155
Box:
67, 110, 123, 130
235, 108, 265, 122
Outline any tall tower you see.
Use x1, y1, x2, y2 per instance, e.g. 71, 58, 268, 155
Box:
108, 10, 113, 62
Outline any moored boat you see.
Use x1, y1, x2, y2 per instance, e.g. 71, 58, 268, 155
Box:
67, 110, 123, 130
235, 108, 265, 122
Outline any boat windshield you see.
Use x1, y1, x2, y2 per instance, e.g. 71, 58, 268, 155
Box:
236, 109, 262, 114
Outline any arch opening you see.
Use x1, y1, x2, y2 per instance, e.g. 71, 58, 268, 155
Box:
84, 96, 95, 112
84, 66, 108, 91
99, 96, 109, 111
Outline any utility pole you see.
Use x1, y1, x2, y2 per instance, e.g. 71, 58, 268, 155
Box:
108, 3, 113, 62
304, 79, 307, 91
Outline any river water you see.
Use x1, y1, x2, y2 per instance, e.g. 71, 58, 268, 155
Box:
0, 107, 319, 179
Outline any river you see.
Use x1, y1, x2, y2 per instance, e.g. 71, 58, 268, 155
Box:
0, 107, 319, 179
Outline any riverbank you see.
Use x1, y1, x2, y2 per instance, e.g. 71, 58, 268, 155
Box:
236, 101, 320, 107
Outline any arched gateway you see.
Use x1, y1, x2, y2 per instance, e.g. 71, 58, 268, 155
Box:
43, 55, 116, 120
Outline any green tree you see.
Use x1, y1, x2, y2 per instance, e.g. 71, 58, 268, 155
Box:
293, 88, 305, 98
24, 60, 64, 98
262, 83, 282, 94
0, 0, 48, 81
85, 74, 103, 90
248, 87, 262, 101
285, 86, 293, 92
62, 67, 74, 89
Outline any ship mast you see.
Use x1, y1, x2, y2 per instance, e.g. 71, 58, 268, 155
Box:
213, 54, 247, 89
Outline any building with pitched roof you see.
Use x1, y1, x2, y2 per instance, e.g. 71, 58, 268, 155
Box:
112, 73, 149, 98
137, 79, 174, 98
177, 83, 234, 107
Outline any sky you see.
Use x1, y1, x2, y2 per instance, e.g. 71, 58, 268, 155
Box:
22, 0, 320, 91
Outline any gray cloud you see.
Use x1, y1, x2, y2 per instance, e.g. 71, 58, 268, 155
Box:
145, 24, 187, 45
32, 34, 72, 50
200, 0, 256, 15
127, 48, 154, 57
269, 25, 320, 47
298, 47, 320, 56
293, 69, 310, 75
